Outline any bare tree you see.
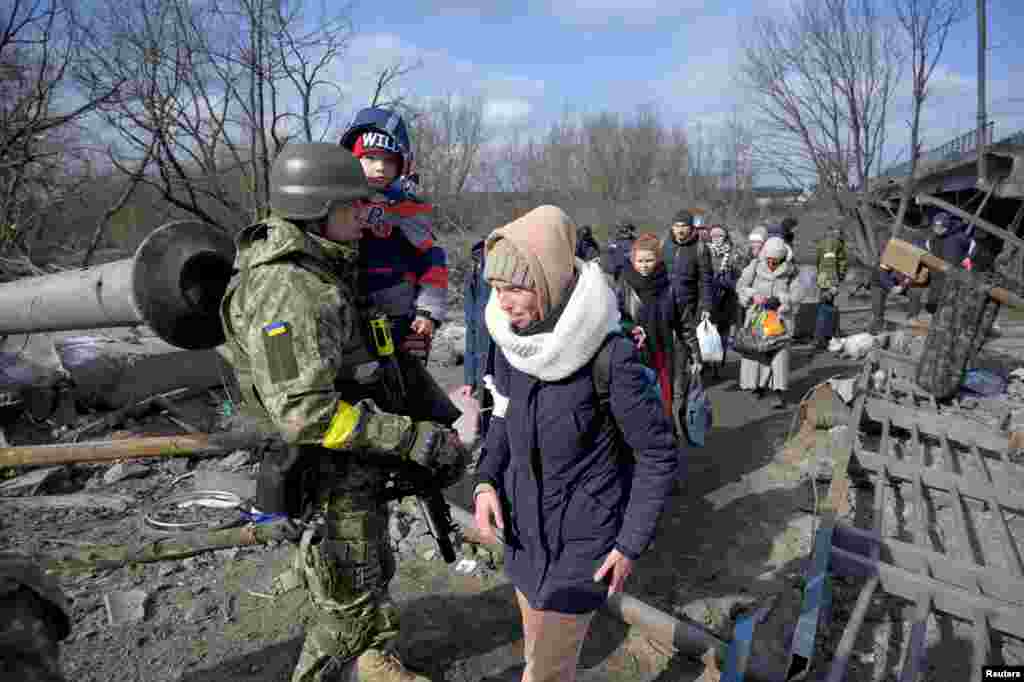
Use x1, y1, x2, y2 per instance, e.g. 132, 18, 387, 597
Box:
740, 0, 901, 263
0, 0, 121, 254
409, 93, 490, 198
891, 0, 969, 235
80, 0, 380, 231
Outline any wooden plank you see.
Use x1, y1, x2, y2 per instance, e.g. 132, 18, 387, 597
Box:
863, 397, 1010, 454
917, 193, 1024, 250
968, 442, 1024, 576
832, 523, 1024, 606
831, 546, 1024, 639
852, 448, 1024, 513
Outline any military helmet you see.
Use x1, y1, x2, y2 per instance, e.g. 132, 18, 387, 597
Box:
270, 143, 372, 221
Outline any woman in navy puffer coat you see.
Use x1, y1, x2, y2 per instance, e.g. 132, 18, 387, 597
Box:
473, 205, 678, 682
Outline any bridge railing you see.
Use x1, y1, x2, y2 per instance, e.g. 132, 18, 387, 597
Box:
881, 122, 995, 178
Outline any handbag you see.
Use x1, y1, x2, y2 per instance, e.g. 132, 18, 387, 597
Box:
734, 309, 792, 360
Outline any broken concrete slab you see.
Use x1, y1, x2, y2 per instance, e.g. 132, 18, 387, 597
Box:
102, 462, 151, 485
0, 492, 136, 512
216, 450, 252, 470
56, 333, 230, 410
191, 469, 256, 501
0, 466, 67, 496
104, 589, 148, 625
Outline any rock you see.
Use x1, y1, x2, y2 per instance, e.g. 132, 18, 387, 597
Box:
103, 462, 151, 485
215, 548, 240, 562
165, 458, 190, 475
0, 493, 135, 513
0, 466, 68, 496
217, 450, 252, 470
104, 589, 148, 625
158, 564, 179, 577
389, 514, 410, 544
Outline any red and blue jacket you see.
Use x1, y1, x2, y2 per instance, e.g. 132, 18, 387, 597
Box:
358, 186, 448, 340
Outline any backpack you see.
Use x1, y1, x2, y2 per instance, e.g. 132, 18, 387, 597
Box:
591, 334, 634, 462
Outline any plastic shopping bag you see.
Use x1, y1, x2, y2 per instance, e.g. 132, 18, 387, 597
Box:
696, 320, 724, 363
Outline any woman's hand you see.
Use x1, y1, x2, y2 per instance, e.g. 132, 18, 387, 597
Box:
631, 326, 647, 349
474, 487, 505, 546
752, 294, 767, 306
593, 548, 634, 597
411, 316, 435, 337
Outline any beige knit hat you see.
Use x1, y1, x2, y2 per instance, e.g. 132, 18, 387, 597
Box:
483, 238, 535, 289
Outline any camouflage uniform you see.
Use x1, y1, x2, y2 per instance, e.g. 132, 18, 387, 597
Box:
218, 143, 463, 682
0, 552, 70, 682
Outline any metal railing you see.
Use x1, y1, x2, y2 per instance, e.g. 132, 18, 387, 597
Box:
881, 122, 995, 177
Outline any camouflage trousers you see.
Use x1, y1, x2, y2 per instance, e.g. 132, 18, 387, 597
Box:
284, 456, 400, 682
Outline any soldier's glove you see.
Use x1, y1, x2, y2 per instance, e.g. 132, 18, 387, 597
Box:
403, 422, 470, 489
401, 332, 432, 360
820, 288, 836, 305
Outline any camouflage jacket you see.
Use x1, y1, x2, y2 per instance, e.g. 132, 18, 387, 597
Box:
218, 216, 381, 445
815, 235, 848, 290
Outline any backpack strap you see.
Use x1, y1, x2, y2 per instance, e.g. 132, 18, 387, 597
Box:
592, 333, 621, 408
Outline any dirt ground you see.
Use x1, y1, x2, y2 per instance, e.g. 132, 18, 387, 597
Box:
0, 308, 886, 681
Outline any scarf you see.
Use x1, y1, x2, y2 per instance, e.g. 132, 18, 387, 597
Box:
709, 237, 731, 262
622, 263, 673, 352
485, 259, 620, 381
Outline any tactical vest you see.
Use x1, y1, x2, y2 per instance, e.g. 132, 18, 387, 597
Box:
220, 223, 385, 420
817, 237, 842, 289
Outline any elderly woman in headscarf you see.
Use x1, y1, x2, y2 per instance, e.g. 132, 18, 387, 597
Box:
705, 225, 743, 377
473, 206, 678, 682
735, 236, 803, 408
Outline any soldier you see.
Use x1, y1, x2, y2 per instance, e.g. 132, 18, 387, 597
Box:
218, 143, 466, 682
813, 226, 848, 349
0, 552, 71, 682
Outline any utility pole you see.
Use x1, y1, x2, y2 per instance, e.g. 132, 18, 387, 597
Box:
977, 0, 988, 185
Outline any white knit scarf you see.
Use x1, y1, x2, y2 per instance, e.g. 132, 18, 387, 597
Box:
485, 259, 621, 382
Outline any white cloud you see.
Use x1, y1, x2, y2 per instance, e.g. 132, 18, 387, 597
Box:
544, 0, 707, 26
484, 98, 532, 123
330, 32, 547, 130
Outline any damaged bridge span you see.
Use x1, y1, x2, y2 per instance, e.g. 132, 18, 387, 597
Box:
789, 350, 1024, 681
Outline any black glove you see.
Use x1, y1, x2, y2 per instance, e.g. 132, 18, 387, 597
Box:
404, 422, 469, 488
763, 296, 781, 311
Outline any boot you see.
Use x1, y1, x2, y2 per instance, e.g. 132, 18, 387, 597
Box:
339, 648, 431, 682
771, 391, 787, 409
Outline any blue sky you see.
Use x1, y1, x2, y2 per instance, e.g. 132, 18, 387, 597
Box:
335, 0, 1024, 174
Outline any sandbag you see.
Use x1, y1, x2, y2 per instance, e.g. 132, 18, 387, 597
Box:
916, 269, 1001, 400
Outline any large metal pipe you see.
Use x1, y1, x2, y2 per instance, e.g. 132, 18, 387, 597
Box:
0, 221, 235, 350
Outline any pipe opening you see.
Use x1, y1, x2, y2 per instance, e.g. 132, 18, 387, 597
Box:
179, 251, 233, 312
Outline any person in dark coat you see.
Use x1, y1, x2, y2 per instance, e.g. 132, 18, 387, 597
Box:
706, 225, 743, 375
575, 225, 601, 262
459, 238, 494, 439
615, 233, 679, 420
473, 206, 678, 682
923, 211, 975, 315
602, 221, 637, 282
662, 209, 712, 418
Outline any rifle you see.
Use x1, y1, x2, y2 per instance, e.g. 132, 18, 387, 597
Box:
368, 312, 459, 565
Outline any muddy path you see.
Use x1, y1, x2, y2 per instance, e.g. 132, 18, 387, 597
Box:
0, 315, 875, 681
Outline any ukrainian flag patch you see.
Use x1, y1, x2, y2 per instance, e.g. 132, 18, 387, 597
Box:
262, 321, 299, 383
